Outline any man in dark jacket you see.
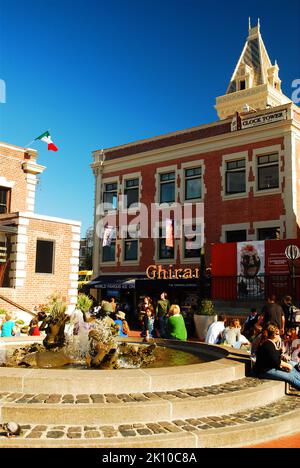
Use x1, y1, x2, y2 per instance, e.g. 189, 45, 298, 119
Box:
281, 295, 295, 331
261, 295, 285, 335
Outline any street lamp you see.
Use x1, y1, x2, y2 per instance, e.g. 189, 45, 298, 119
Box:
285, 245, 300, 299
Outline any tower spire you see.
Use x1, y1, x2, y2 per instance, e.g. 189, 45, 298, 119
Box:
215, 19, 291, 119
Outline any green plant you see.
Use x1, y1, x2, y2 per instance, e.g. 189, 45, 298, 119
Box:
0, 309, 7, 315
195, 299, 215, 316
15, 320, 25, 325
76, 294, 93, 314
44, 292, 67, 320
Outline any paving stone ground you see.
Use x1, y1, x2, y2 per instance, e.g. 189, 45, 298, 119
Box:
0, 377, 265, 405
0, 393, 298, 441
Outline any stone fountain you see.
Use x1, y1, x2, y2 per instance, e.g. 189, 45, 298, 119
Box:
3, 296, 156, 370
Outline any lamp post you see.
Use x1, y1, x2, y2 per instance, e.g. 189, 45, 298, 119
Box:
285, 245, 300, 299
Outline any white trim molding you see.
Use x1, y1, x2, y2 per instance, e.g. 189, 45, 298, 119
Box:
220, 223, 251, 243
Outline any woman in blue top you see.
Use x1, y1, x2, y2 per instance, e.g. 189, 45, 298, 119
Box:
1, 313, 16, 337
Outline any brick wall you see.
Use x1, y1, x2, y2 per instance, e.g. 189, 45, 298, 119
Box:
99, 136, 289, 273
0, 144, 30, 212
0, 216, 80, 317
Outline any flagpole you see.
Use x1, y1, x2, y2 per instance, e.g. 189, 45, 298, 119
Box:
24, 139, 36, 148
24, 129, 52, 148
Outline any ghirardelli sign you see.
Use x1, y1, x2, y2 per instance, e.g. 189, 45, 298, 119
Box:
241, 110, 287, 129
146, 264, 200, 280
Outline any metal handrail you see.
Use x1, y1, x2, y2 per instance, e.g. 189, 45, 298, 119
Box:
0, 294, 35, 316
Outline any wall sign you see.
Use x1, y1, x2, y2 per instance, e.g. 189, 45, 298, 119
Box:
241, 110, 287, 130
146, 264, 200, 280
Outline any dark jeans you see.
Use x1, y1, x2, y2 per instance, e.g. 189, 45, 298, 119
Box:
158, 315, 167, 338
259, 366, 300, 390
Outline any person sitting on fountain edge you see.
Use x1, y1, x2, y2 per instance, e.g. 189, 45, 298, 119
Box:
141, 307, 155, 343
114, 311, 130, 337
166, 305, 187, 341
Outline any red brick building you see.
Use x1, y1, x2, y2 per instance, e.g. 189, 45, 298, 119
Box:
0, 141, 81, 320
91, 22, 300, 308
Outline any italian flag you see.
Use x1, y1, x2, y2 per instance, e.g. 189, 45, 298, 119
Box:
35, 131, 58, 152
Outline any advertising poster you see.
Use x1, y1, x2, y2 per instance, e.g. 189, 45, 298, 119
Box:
237, 241, 265, 298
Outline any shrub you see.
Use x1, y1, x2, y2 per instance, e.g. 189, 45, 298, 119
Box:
195, 299, 215, 316
76, 294, 93, 314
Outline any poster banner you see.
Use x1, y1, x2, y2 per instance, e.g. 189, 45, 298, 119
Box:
237, 241, 265, 298
165, 218, 174, 248
102, 226, 115, 247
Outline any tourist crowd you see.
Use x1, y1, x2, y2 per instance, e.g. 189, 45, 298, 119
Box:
205, 295, 300, 390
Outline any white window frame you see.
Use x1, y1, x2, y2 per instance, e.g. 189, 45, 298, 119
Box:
121, 172, 141, 213
155, 165, 178, 206
180, 218, 203, 264
102, 177, 119, 213
181, 160, 205, 203
220, 223, 251, 243
221, 151, 249, 201
253, 220, 284, 241
154, 223, 176, 264
120, 224, 140, 266
253, 145, 283, 197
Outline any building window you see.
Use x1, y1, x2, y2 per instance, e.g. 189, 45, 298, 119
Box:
158, 228, 174, 260
103, 182, 118, 210
124, 238, 138, 261
258, 227, 280, 240
35, 240, 54, 274
102, 242, 116, 262
225, 160, 246, 194
257, 154, 279, 190
226, 230, 247, 243
184, 239, 201, 258
0, 188, 11, 214
185, 167, 202, 200
124, 178, 139, 209
240, 80, 246, 90
160, 172, 175, 204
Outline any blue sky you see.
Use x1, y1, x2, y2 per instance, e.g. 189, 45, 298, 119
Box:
0, 0, 299, 234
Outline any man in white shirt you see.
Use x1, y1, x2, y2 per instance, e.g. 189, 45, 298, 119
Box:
205, 315, 226, 344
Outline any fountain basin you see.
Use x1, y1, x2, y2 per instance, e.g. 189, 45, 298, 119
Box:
0, 338, 245, 394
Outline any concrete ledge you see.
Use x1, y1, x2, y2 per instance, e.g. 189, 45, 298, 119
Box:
195, 408, 300, 448
0, 381, 285, 426
0, 432, 197, 449
1, 408, 300, 448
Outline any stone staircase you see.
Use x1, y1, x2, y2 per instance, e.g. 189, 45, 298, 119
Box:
0, 377, 299, 447
0, 341, 299, 448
